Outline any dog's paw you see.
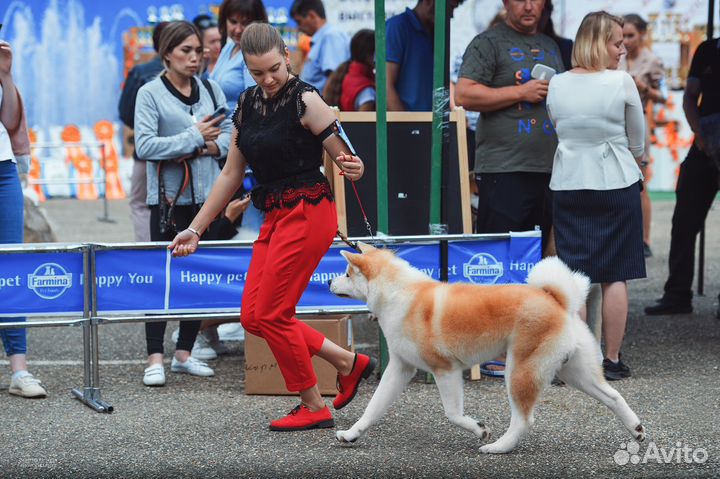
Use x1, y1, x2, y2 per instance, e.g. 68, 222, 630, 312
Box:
473, 421, 491, 441
336, 430, 359, 446
479, 442, 513, 454
633, 424, 646, 442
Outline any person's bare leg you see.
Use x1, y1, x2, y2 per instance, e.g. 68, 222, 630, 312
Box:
9, 354, 28, 374
315, 338, 355, 376
641, 181, 651, 246
199, 318, 235, 330
578, 303, 588, 322
299, 385, 326, 411
601, 281, 628, 362
174, 350, 191, 362
147, 352, 164, 367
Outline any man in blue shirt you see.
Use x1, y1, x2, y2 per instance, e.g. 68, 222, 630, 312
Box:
291, 0, 350, 93
386, 0, 462, 111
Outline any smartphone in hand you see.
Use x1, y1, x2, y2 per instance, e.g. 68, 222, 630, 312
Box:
531, 64, 557, 81
210, 105, 228, 120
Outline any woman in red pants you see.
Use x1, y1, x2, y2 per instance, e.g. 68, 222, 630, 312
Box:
169, 23, 374, 431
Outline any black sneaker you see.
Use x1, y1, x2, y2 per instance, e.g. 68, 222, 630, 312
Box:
644, 299, 692, 316
603, 358, 631, 381
643, 243, 653, 258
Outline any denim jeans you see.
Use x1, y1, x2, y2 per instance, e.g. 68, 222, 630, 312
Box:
0, 160, 28, 356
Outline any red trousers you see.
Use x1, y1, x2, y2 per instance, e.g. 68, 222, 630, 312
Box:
240, 198, 337, 391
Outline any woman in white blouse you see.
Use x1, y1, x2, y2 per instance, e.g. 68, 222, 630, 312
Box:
546, 11, 645, 381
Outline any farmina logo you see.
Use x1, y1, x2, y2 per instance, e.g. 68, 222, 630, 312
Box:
463, 253, 504, 284
27, 263, 73, 299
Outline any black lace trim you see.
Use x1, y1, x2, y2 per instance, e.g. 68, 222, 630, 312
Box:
296, 83, 319, 120
251, 177, 333, 212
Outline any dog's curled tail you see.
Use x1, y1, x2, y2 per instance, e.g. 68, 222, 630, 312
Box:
526, 256, 591, 314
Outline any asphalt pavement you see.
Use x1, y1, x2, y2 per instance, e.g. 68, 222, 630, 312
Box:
0, 197, 718, 478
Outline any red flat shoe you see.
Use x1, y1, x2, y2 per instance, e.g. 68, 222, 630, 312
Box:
333, 353, 376, 410
269, 404, 335, 431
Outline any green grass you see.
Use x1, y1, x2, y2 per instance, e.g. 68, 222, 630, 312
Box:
648, 191, 720, 201
648, 191, 677, 201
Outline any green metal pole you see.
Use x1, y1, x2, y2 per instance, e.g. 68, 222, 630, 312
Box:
375, 0, 388, 234
374, 0, 390, 374
427, 0, 449, 384
429, 0, 448, 229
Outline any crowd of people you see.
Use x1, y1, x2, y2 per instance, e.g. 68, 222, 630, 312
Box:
1, 0, 717, 435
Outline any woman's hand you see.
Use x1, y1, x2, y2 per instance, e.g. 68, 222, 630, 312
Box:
634, 77, 649, 95
0, 41, 13, 78
338, 153, 364, 181
196, 114, 223, 142
168, 229, 200, 257
224, 196, 251, 222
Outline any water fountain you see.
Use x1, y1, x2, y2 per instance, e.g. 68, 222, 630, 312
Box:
4, 0, 125, 131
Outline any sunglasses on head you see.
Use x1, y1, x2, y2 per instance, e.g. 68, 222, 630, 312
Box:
196, 17, 218, 30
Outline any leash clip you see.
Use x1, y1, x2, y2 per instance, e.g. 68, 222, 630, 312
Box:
337, 230, 361, 253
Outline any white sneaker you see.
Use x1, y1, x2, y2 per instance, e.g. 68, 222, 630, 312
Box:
172, 328, 218, 360
171, 356, 215, 377
191, 332, 218, 360
9, 373, 47, 398
143, 364, 166, 386
218, 322, 245, 341
202, 328, 230, 355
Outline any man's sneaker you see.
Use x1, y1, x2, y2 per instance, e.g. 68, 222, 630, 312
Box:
269, 404, 335, 431
170, 356, 215, 377
171, 329, 218, 360
9, 373, 47, 398
218, 322, 245, 341
203, 327, 230, 355
333, 353, 376, 410
190, 332, 218, 360
644, 299, 693, 316
603, 357, 631, 381
143, 364, 166, 387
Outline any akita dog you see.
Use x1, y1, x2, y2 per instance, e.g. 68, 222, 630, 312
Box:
329, 243, 645, 454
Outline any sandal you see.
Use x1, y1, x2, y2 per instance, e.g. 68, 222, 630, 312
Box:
479, 360, 505, 378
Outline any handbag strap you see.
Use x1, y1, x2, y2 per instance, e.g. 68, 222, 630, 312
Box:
201, 78, 218, 111
157, 160, 195, 208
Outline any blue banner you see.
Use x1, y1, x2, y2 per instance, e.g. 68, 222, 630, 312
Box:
95, 249, 168, 313
3, 234, 542, 316
448, 236, 543, 285
0, 252, 85, 317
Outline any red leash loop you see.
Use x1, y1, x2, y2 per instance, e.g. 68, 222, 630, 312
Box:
349, 179, 374, 239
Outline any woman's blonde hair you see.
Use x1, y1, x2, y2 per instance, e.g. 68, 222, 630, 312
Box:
240, 22, 286, 58
571, 11, 624, 70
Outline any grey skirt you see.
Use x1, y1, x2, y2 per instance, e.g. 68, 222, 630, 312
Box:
553, 182, 646, 283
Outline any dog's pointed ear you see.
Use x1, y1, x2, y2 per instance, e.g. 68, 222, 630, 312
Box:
357, 242, 376, 254
340, 249, 367, 268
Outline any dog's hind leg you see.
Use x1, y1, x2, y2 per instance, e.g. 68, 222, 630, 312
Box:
336, 356, 416, 445
479, 352, 555, 454
556, 335, 645, 442
434, 369, 491, 441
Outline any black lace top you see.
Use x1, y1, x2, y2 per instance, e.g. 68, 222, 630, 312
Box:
233, 77, 333, 212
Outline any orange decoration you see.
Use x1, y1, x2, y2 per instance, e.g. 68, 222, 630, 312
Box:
94, 121, 126, 199
28, 128, 46, 201
62, 125, 98, 200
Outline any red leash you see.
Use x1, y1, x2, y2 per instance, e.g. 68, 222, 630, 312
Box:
337, 175, 374, 251
348, 180, 374, 239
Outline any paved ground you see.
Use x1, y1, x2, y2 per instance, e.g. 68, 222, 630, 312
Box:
1, 197, 719, 478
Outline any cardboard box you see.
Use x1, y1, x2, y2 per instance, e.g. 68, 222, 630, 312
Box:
244, 315, 353, 396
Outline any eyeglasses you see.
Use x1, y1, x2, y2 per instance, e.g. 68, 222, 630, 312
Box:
195, 17, 218, 31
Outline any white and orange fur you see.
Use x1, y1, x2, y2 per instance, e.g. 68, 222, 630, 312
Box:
329, 243, 645, 454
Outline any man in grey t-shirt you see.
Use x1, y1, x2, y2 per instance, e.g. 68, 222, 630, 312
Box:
455, 0, 564, 249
